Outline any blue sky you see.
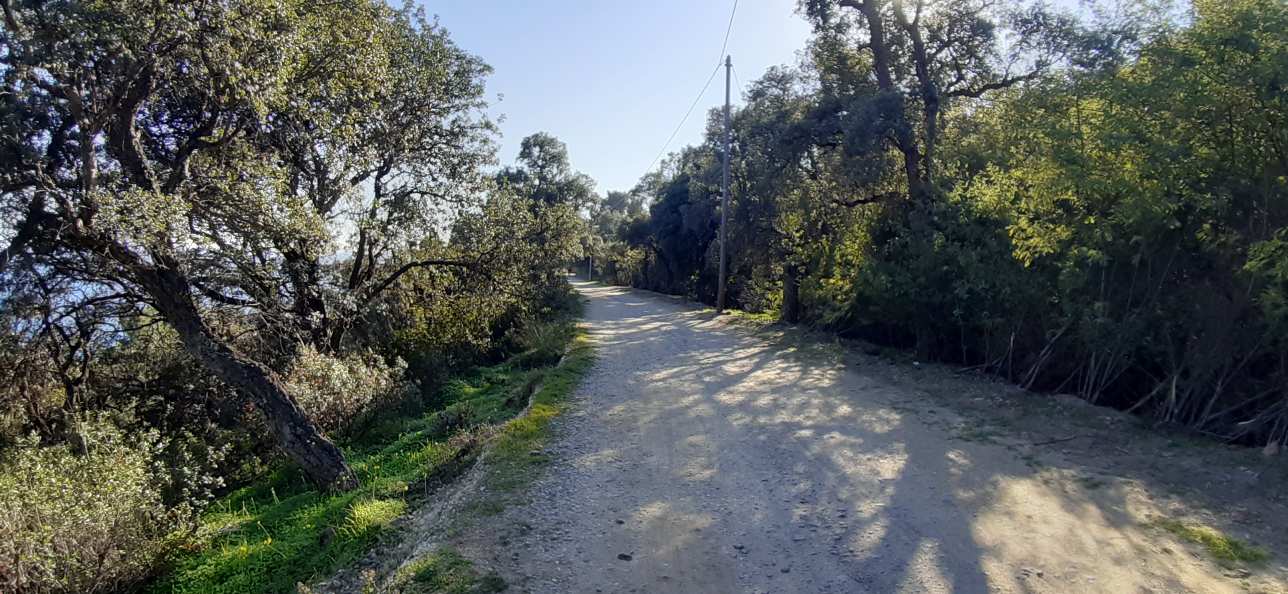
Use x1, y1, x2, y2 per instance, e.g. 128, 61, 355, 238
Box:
425, 1, 813, 194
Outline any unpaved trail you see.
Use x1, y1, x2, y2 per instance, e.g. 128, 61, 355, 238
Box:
453, 281, 1287, 593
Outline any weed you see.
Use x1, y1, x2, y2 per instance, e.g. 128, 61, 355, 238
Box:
1152, 518, 1270, 566
392, 548, 505, 594
954, 425, 999, 444
1076, 476, 1108, 490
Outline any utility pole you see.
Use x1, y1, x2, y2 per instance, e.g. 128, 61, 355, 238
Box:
716, 55, 732, 313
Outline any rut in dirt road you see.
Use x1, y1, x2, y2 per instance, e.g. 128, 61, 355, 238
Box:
464, 281, 1252, 594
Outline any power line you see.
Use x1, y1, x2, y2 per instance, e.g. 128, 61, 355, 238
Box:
731, 64, 744, 101
642, 61, 722, 177
716, 0, 739, 65
641, 0, 740, 178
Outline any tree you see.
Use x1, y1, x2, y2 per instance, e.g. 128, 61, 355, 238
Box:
496, 132, 597, 209
728, 65, 857, 321
0, 0, 498, 490
802, 0, 1073, 206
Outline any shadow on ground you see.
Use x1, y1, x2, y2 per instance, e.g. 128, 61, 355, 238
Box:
457, 281, 1287, 594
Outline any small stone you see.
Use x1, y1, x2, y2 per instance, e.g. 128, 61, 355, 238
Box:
617, 553, 633, 561
781, 567, 791, 574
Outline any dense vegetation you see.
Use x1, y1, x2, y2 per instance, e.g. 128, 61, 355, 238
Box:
588, 0, 1287, 445
1, 0, 1283, 590
0, 0, 591, 591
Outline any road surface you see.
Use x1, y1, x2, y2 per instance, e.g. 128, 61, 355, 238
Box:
461, 281, 1254, 593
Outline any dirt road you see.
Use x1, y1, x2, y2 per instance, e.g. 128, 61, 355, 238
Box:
456, 281, 1285, 593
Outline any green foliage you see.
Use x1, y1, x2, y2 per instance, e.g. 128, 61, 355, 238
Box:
820, 198, 1037, 359
482, 333, 595, 498
945, 0, 1288, 432
285, 347, 409, 434
1, 0, 586, 489
510, 320, 578, 369
598, 0, 1288, 444
1247, 229, 1288, 335
497, 133, 597, 209
0, 418, 204, 594
392, 548, 506, 594
152, 329, 582, 594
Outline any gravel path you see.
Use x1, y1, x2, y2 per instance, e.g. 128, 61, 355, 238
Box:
457, 281, 1254, 593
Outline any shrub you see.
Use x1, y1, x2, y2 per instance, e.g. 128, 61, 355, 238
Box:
0, 419, 184, 594
284, 347, 410, 434
509, 320, 575, 369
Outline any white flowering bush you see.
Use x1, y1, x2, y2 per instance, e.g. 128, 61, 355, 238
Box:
284, 347, 409, 434
0, 419, 179, 593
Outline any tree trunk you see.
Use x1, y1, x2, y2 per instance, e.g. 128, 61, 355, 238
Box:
136, 260, 359, 491
781, 263, 801, 324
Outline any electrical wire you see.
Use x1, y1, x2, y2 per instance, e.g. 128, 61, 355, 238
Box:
717, 0, 739, 65
640, 0, 740, 178
642, 61, 723, 177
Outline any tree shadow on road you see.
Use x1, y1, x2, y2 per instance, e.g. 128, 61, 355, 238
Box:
559, 281, 1276, 593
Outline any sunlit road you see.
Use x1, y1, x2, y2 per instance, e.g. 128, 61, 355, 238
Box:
465, 280, 1243, 594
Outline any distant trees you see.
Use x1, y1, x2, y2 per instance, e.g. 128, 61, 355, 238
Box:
589, 0, 1288, 444
498, 132, 597, 209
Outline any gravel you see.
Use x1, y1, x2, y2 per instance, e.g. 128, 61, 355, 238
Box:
450, 281, 1261, 594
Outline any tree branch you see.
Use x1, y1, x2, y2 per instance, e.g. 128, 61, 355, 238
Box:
1, 194, 55, 273
362, 258, 477, 305
191, 279, 257, 307
946, 71, 1042, 99
832, 191, 899, 208
106, 61, 159, 192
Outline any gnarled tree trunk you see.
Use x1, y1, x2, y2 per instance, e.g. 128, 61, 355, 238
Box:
135, 259, 359, 491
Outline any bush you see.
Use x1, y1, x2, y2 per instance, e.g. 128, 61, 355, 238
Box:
284, 347, 410, 434
0, 419, 187, 594
509, 320, 576, 370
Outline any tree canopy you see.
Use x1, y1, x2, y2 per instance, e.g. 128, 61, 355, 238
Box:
0, 0, 578, 489
589, 0, 1288, 446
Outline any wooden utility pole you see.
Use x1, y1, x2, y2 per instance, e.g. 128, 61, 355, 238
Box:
716, 55, 732, 313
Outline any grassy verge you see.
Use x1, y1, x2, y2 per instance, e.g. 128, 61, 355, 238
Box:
1152, 518, 1270, 566
457, 332, 596, 525
151, 321, 590, 594
387, 548, 506, 594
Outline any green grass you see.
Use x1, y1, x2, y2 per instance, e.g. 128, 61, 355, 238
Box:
1153, 518, 1271, 566
151, 321, 591, 594
723, 307, 780, 326
391, 548, 506, 594
468, 334, 596, 518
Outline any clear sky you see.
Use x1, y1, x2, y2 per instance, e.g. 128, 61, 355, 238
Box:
424, 1, 813, 194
